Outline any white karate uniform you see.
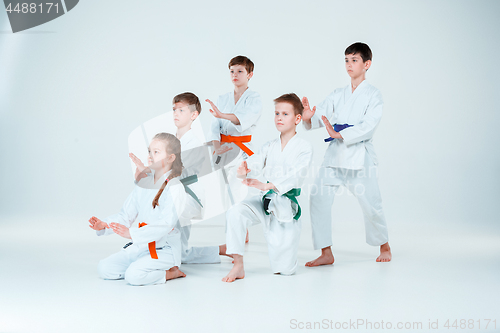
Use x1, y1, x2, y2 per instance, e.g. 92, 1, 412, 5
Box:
206, 89, 262, 205
225, 135, 313, 275
177, 129, 221, 264
304, 80, 389, 248
97, 171, 186, 286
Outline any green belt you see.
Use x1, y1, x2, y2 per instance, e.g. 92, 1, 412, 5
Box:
262, 187, 301, 220
180, 174, 203, 207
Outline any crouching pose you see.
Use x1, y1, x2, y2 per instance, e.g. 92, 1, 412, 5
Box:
89, 133, 187, 286
222, 93, 313, 282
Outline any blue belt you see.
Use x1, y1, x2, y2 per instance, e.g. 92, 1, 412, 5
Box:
324, 123, 353, 142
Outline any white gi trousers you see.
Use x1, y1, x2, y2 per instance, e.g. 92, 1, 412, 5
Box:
310, 153, 389, 249
179, 191, 221, 264
226, 195, 302, 275
98, 245, 176, 286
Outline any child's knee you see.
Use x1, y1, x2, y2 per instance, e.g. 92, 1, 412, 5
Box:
97, 259, 120, 280
226, 203, 248, 224
227, 203, 244, 217
124, 268, 146, 286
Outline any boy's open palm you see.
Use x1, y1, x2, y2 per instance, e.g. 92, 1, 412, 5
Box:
322, 116, 342, 139
237, 161, 251, 177
206, 99, 224, 119
215, 144, 233, 155
301, 97, 316, 121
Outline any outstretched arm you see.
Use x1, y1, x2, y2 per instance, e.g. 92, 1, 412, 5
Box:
206, 99, 240, 125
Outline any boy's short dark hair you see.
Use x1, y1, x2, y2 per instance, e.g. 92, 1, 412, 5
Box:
274, 93, 304, 116
228, 55, 254, 74
345, 42, 372, 62
173, 92, 201, 113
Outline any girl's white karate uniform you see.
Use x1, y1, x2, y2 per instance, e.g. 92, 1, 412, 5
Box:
304, 80, 389, 248
206, 89, 262, 205
225, 135, 313, 275
96, 171, 186, 286
178, 129, 220, 264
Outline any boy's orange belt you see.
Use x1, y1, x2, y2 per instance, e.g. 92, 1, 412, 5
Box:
138, 222, 158, 259
220, 134, 254, 156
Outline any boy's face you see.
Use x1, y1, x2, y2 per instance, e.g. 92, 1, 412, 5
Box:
345, 53, 371, 78
229, 64, 253, 87
148, 139, 168, 169
173, 102, 198, 129
274, 102, 301, 133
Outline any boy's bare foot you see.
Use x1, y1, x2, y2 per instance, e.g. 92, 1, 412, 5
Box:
222, 254, 245, 283
305, 247, 335, 267
219, 244, 233, 258
245, 230, 249, 243
165, 266, 186, 280
222, 265, 245, 283
376, 242, 391, 262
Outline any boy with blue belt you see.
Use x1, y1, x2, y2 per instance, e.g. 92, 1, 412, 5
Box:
302, 42, 392, 265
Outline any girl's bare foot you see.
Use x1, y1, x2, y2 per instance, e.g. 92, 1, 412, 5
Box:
165, 266, 186, 280
376, 242, 392, 262
305, 247, 334, 267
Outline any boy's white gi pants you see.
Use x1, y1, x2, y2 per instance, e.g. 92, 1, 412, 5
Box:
310, 153, 389, 249
226, 195, 302, 275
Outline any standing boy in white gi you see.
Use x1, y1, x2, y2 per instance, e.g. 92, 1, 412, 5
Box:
302, 42, 392, 265
222, 93, 313, 282
205, 56, 262, 208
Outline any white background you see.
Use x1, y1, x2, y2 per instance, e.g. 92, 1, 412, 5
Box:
1, 1, 498, 229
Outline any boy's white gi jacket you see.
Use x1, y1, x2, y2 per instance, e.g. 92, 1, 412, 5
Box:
246, 135, 312, 223
305, 81, 383, 170
206, 89, 262, 167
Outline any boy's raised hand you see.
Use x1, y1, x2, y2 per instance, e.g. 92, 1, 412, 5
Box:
237, 161, 251, 178
89, 216, 109, 231
321, 116, 342, 139
110, 223, 131, 239
301, 97, 316, 121
206, 99, 224, 118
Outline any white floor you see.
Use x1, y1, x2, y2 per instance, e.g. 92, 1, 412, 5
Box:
1, 215, 499, 333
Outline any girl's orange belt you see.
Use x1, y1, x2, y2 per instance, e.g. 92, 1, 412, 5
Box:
138, 222, 158, 259
220, 134, 254, 156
